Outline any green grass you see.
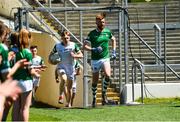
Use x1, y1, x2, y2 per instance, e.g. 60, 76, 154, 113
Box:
29, 104, 180, 121
7, 98, 180, 121
129, 0, 164, 2
136, 97, 180, 104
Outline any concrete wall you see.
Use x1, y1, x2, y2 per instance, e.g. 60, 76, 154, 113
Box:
0, 0, 43, 31
123, 83, 180, 104
31, 32, 84, 108
0, 0, 21, 18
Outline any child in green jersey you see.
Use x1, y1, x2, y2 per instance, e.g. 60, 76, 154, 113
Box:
12, 28, 41, 121
0, 23, 30, 121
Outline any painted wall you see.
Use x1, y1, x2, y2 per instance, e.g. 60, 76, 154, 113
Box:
0, 0, 43, 31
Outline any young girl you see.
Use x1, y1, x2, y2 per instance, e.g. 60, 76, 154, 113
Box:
0, 23, 30, 121
11, 28, 40, 121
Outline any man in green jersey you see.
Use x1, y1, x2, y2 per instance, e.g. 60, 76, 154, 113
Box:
83, 12, 116, 107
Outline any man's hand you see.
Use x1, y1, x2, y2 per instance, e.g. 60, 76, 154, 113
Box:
92, 46, 103, 53
111, 50, 116, 60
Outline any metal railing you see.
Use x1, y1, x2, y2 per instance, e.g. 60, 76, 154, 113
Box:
154, 23, 162, 65
34, 0, 82, 45
20, 0, 60, 40
131, 58, 144, 103
47, 0, 78, 8
130, 27, 180, 80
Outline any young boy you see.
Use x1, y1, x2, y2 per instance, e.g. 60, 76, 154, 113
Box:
51, 30, 83, 107
30, 45, 45, 93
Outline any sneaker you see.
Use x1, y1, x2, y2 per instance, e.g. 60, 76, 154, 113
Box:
65, 103, 71, 108
92, 98, 96, 108
102, 99, 108, 105
58, 95, 63, 104
102, 99, 118, 106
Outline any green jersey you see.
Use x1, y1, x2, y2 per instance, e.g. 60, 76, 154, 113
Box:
0, 43, 10, 72
13, 48, 33, 80
87, 28, 113, 60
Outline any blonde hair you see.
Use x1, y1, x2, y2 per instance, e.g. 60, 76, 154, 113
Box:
96, 12, 106, 20
19, 28, 31, 49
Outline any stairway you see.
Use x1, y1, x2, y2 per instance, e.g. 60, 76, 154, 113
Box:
96, 81, 119, 105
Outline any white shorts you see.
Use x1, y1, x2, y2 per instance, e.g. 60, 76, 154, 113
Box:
91, 58, 110, 73
33, 76, 40, 87
18, 80, 33, 93
57, 64, 75, 81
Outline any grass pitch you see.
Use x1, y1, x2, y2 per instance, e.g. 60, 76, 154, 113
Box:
7, 98, 180, 121
28, 103, 180, 121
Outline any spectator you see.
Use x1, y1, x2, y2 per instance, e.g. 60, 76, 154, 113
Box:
0, 23, 29, 121
11, 28, 41, 121
30, 45, 46, 94
0, 23, 11, 82
0, 79, 22, 120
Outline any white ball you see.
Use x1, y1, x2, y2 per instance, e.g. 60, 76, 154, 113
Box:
48, 52, 61, 65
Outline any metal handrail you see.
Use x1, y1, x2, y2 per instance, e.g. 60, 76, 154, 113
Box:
68, 0, 79, 7
20, 0, 60, 41
132, 58, 144, 103
47, 0, 78, 8
153, 23, 162, 65
30, 12, 60, 41
34, 0, 82, 45
130, 27, 180, 80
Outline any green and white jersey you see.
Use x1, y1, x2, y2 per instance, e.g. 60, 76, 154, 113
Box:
0, 43, 10, 72
13, 48, 33, 80
87, 28, 113, 60
32, 55, 44, 66
53, 42, 80, 65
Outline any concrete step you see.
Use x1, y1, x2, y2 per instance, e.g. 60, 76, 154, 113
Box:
96, 92, 119, 98
95, 81, 120, 105
97, 87, 115, 92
